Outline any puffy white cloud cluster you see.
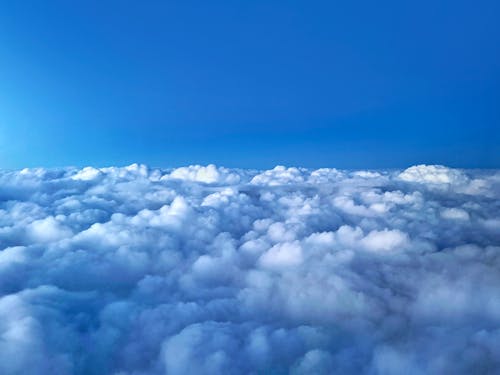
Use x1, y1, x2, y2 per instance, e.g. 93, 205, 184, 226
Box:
0, 163, 499, 374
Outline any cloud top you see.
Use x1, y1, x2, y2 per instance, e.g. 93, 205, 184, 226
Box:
0, 164, 499, 374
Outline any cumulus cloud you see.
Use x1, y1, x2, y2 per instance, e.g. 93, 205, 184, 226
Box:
0, 164, 499, 374
398, 164, 467, 184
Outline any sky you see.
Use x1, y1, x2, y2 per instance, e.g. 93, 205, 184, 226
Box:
0, 0, 499, 169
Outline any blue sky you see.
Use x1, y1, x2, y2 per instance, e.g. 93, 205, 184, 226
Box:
0, 0, 499, 169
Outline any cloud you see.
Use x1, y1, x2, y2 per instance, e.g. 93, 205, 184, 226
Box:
164, 164, 241, 185
0, 164, 499, 374
441, 207, 470, 220
398, 164, 468, 184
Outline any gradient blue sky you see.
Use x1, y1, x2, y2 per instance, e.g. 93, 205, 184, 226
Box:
0, 0, 499, 169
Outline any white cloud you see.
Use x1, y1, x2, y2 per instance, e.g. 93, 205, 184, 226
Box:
27, 216, 72, 243
0, 164, 499, 374
360, 229, 409, 252
398, 164, 468, 184
71, 166, 102, 181
258, 241, 303, 270
250, 166, 305, 185
441, 207, 470, 220
165, 164, 240, 184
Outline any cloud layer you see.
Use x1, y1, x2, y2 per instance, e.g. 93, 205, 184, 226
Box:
0, 164, 499, 374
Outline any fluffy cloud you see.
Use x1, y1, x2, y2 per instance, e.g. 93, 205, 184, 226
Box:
0, 164, 499, 374
398, 164, 468, 184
